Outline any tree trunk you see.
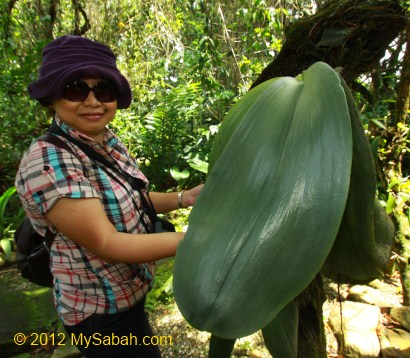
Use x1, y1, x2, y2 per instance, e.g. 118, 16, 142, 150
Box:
294, 275, 327, 357
249, 0, 407, 356
251, 0, 406, 89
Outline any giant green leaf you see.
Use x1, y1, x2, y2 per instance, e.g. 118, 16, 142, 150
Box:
173, 62, 352, 338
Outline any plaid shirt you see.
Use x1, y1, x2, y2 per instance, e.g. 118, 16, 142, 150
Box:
15, 117, 155, 326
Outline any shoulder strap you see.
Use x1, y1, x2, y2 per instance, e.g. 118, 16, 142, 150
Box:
49, 124, 145, 187
47, 123, 158, 231
37, 132, 82, 250
39, 132, 77, 156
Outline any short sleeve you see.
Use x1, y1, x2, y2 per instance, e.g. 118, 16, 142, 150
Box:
16, 141, 101, 216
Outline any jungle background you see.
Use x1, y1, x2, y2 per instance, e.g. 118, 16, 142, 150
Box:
0, 0, 409, 357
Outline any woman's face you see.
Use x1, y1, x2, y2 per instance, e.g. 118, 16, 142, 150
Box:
51, 78, 117, 143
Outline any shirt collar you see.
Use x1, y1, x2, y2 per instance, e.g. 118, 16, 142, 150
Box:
53, 115, 120, 150
52, 115, 149, 191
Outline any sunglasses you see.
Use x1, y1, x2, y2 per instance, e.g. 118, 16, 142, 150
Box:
62, 80, 118, 103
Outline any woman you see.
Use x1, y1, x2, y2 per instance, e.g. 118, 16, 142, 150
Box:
15, 35, 202, 357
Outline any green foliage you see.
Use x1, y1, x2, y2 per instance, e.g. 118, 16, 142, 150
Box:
0, 0, 324, 194
0, 0, 408, 315
0, 1, 50, 191
112, 82, 214, 189
0, 187, 24, 261
145, 260, 175, 312
354, 53, 409, 222
0, 187, 16, 233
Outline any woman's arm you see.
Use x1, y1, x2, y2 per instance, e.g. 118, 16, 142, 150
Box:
149, 184, 203, 213
45, 197, 184, 264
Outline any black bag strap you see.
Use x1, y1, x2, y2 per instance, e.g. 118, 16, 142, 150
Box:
47, 122, 157, 232
37, 132, 84, 250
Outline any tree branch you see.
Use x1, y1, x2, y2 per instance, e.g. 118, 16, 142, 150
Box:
217, 4, 245, 88
71, 0, 90, 35
251, 0, 407, 88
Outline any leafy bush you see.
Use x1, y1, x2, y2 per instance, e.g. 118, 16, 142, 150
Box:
112, 82, 222, 190
0, 187, 24, 262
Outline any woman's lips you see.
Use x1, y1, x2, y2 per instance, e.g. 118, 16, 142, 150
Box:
81, 113, 104, 120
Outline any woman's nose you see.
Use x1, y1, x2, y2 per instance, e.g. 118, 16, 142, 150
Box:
83, 90, 101, 105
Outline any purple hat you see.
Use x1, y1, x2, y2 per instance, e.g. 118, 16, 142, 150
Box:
28, 35, 132, 109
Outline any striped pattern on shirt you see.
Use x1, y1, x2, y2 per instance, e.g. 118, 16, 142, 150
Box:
15, 118, 155, 325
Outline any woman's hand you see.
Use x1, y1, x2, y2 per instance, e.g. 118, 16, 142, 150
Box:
149, 183, 204, 213
181, 183, 203, 207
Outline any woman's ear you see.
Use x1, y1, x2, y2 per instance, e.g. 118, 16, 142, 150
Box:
47, 105, 56, 118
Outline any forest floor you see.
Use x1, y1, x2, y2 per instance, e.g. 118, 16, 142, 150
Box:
150, 301, 270, 358
0, 263, 405, 358
149, 275, 404, 358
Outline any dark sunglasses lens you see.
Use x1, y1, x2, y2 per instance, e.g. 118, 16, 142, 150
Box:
62, 81, 90, 102
93, 82, 117, 102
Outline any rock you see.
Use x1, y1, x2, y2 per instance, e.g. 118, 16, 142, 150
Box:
380, 326, 410, 358
250, 349, 264, 358
390, 307, 410, 331
368, 279, 404, 307
325, 320, 339, 355
368, 279, 387, 290
348, 285, 396, 307
328, 301, 381, 358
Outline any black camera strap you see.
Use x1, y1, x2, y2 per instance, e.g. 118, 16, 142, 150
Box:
38, 132, 80, 250
46, 122, 157, 234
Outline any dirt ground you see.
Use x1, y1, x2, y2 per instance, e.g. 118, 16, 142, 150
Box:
150, 275, 405, 357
